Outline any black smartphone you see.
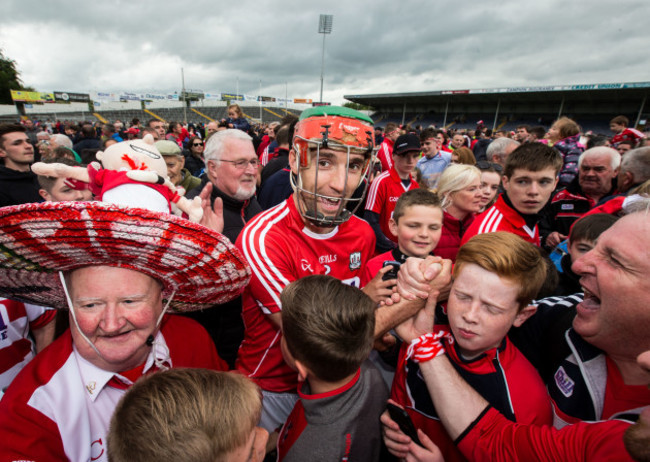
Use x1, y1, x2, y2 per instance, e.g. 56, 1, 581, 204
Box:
382, 260, 401, 282
386, 403, 422, 446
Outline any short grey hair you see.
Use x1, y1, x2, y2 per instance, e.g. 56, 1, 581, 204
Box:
487, 138, 519, 161
622, 194, 650, 215
50, 133, 73, 149
578, 146, 621, 170
620, 147, 650, 183
203, 129, 252, 163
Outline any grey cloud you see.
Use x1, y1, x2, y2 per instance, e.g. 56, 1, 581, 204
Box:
0, 0, 648, 104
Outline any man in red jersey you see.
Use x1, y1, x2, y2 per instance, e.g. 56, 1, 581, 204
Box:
236, 106, 431, 435
376, 122, 400, 172
0, 201, 249, 462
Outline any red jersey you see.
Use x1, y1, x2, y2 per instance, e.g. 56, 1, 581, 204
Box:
0, 298, 55, 392
235, 197, 375, 392
461, 195, 540, 247
458, 407, 632, 462
611, 127, 645, 146
376, 138, 394, 172
365, 168, 418, 244
0, 315, 225, 462
392, 336, 552, 462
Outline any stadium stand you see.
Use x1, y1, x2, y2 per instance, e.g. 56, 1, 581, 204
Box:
349, 81, 650, 135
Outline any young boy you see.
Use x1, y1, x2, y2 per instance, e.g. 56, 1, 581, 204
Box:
609, 115, 645, 147
415, 128, 451, 189
277, 275, 389, 462
462, 143, 563, 247
36, 157, 93, 202
555, 213, 618, 296
365, 133, 421, 253
390, 232, 553, 462
361, 188, 443, 289
108, 368, 268, 462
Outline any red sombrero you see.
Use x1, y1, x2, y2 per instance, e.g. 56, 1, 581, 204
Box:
0, 201, 251, 312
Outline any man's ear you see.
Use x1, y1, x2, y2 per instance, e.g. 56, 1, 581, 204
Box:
289, 149, 298, 174
178, 155, 185, 169
501, 174, 510, 191
513, 304, 537, 328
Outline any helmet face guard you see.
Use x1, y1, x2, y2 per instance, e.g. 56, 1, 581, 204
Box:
291, 108, 376, 228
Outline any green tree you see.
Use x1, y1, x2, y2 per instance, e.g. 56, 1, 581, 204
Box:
0, 49, 26, 105
342, 101, 374, 111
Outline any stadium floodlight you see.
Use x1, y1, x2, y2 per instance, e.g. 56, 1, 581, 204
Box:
318, 14, 333, 104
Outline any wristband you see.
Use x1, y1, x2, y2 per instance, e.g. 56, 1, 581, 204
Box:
64, 178, 88, 191
406, 330, 452, 363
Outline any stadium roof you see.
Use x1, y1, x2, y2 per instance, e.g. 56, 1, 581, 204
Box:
344, 81, 650, 108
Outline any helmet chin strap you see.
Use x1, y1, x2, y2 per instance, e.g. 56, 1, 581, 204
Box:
59, 271, 175, 370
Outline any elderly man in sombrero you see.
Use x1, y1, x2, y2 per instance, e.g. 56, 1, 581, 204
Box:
0, 197, 250, 461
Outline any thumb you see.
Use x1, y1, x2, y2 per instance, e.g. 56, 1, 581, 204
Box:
416, 428, 440, 452
213, 196, 224, 217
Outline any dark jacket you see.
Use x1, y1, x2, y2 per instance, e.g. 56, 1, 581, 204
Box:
260, 148, 289, 186
183, 179, 262, 368
258, 168, 293, 210
0, 166, 42, 207
187, 178, 262, 243
182, 149, 206, 177
472, 138, 492, 162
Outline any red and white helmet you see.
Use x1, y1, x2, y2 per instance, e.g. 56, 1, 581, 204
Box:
291, 106, 376, 227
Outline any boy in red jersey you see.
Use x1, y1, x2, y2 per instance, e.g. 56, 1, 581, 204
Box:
462, 143, 562, 247
610, 115, 645, 147
390, 233, 552, 462
361, 188, 443, 294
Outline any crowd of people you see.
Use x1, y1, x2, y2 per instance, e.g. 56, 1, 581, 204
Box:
0, 104, 649, 462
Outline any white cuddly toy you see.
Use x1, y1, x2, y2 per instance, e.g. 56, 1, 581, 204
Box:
32, 134, 203, 222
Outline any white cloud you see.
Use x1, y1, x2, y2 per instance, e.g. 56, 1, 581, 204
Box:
1, 0, 648, 105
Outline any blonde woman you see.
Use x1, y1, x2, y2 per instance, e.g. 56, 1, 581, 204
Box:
433, 164, 482, 261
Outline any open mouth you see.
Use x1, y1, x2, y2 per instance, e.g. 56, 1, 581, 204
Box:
318, 196, 342, 211
580, 287, 601, 311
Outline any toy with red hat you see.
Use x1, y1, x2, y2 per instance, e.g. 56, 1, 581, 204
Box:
31, 134, 204, 222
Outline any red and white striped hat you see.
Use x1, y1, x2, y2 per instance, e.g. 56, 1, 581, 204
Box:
0, 201, 251, 312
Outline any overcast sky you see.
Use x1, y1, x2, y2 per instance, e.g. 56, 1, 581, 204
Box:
1, 0, 648, 104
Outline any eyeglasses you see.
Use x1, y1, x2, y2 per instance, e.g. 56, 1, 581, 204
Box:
219, 158, 260, 169
192, 143, 204, 147
476, 161, 503, 172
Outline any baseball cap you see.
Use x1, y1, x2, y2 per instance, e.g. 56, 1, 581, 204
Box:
393, 134, 421, 156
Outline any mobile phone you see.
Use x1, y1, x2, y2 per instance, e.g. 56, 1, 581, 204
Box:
386, 403, 422, 446
382, 260, 401, 282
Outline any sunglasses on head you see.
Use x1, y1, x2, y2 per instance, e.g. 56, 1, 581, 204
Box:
476, 161, 503, 172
